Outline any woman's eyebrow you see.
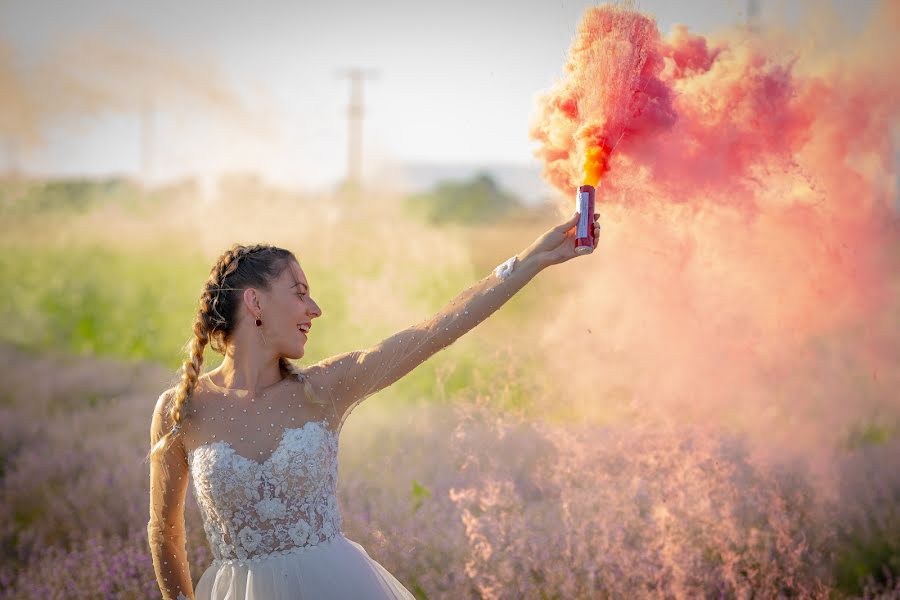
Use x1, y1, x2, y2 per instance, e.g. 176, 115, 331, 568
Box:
292, 281, 309, 291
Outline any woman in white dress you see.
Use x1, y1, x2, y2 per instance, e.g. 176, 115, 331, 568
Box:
146, 210, 600, 599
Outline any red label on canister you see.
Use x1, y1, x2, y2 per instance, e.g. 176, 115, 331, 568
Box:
575, 184, 595, 254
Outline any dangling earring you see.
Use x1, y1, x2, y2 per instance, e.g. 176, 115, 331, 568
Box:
255, 313, 267, 345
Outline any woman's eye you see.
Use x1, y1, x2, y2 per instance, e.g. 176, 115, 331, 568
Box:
297, 293, 306, 299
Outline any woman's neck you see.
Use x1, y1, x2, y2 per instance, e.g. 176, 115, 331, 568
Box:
208, 355, 283, 393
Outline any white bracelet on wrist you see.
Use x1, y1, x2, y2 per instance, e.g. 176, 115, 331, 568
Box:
493, 255, 518, 281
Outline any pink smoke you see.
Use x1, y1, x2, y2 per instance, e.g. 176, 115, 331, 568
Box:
529, 2, 900, 453
530, 3, 899, 214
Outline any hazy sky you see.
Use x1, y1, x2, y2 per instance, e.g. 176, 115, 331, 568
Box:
0, 0, 877, 191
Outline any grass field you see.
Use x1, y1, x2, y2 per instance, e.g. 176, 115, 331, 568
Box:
1, 178, 898, 598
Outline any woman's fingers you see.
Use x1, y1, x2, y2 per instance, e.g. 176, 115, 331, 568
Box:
560, 211, 580, 231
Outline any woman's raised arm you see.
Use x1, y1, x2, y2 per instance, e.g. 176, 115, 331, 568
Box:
304, 210, 600, 427
148, 389, 195, 600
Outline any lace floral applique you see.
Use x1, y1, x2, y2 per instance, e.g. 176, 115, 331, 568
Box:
187, 420, 342, 566
255, 497, 287, 521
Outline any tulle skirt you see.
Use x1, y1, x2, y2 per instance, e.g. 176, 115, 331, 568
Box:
193, 534, 416, 600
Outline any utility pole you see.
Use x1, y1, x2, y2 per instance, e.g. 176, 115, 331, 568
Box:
335, 68, 378, 194
140, 94, 154, 189
4, 137, 19, 179
747, 0, 761, 32
1, 137, 23, 208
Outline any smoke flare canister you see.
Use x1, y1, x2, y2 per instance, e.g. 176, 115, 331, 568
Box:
574, 184, 595, 255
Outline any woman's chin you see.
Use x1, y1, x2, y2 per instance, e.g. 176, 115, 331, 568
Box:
282, 346, 305, 361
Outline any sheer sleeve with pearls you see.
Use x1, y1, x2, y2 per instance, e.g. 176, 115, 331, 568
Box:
148, 389, 195, 600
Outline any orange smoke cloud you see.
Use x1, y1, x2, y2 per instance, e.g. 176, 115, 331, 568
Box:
529, 2, 899, 335
529, 2, 900, 451
531, 3, 899, 211
531, 6, 677, 187
581, 143, 609, 188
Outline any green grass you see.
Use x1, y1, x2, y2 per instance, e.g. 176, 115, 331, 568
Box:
834, 537, 900, 596
0, 196, 546, 405
0, 241, 201, 364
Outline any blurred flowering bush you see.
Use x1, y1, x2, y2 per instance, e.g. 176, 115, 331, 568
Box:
1, 341, 899, 598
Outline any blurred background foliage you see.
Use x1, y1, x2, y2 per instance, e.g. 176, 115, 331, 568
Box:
0, 175, 556, 413
403, 172, 523, 226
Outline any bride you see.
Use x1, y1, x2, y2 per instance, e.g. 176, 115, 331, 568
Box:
147, 210, 600, 599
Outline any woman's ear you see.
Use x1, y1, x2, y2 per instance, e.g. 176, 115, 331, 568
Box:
243, 288, 262, 317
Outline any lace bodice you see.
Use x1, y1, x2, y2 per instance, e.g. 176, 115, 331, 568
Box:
187, 419, 341, 566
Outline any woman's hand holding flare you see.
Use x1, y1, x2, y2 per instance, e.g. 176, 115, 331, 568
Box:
524, 211, 601, 269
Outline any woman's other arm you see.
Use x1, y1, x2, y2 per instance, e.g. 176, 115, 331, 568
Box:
148, 390, 195, 600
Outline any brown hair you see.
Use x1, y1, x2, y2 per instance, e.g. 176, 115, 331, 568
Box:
146, 243, 321, 462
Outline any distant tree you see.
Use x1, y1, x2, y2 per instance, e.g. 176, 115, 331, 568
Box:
404, 172, 522, 225
3, 177, 141, 216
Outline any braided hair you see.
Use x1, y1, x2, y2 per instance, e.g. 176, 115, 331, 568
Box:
146, 243, 322, 462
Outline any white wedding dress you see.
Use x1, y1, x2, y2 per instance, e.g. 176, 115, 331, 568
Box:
187, 416, 413, 599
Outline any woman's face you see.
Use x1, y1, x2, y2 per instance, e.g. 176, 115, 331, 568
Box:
258, 259, 322, 359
